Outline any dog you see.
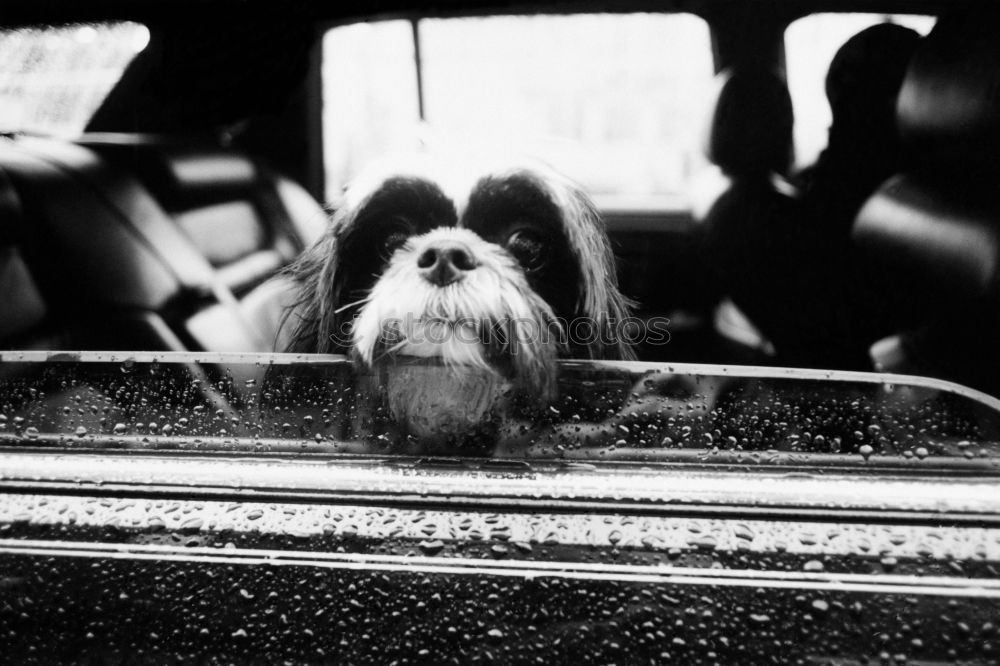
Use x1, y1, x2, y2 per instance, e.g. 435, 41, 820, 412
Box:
272, 157, 635, 451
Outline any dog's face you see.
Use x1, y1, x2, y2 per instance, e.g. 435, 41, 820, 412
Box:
283, 161, 634, 439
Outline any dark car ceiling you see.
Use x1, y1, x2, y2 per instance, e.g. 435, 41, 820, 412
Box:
0, 0, 984, 27
8, 0, 972, 167
5, 0, 976, 193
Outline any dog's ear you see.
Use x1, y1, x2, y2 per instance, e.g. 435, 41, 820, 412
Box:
461, 166, 636, 361
279, 206, 355, 355
280, 174, 460, 354
557, 184, 637, 362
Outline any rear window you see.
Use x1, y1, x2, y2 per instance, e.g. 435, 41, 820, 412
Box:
785, 13, 936, 168
322, 14, 715, 208
0, 22, 149, 137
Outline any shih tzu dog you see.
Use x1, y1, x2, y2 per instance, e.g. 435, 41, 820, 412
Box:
276, 158, 635, 450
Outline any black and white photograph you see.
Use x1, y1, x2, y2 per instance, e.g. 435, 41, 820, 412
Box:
0, 0, 998, 663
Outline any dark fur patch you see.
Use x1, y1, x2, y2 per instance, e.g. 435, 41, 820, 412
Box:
462, 173, 583, 324
280, 177, 456, 353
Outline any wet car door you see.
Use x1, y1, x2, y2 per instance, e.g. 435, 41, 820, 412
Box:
1, 352, 999, 663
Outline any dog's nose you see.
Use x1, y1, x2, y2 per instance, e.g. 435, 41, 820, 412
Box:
416, 241, 478, 286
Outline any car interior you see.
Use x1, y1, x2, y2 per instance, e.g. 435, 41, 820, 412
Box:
3, 1, 1000, 663
1, 0, 999, 398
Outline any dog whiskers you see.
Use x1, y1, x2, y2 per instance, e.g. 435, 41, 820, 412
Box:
334, 297, 371, 315
376, 339, 411, 364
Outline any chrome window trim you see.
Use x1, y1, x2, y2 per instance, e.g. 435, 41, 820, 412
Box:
2, 350, 997, 413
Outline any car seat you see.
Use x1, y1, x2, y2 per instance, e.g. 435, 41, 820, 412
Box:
853, 8, 1000, 394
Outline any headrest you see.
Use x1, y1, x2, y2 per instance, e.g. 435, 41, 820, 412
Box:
826, 24, 920, 130
78, 134, 259, 210
853, 174, 1000, 318
823, 23, 919, 155
704, 68, 793, 176
897, 8, 1000, 179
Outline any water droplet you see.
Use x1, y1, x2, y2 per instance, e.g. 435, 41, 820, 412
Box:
418, 539, 445, 555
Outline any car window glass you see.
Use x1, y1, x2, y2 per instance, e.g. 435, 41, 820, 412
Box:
3, 353, 998, 470
785, 13, 936, 168
322, 14, 715, 209
0, 22, 149, 137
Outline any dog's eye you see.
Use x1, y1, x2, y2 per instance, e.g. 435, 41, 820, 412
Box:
505, 229, 548, 272
380, 231, 410, 261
